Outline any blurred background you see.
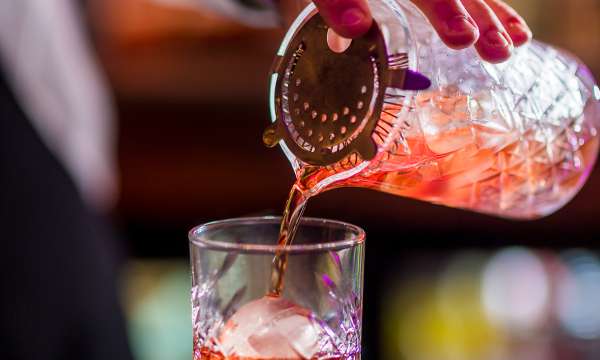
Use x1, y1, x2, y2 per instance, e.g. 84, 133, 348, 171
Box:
6, 0, 600, 359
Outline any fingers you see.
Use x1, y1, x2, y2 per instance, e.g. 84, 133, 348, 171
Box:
483, 0, 532, 47
313, 0, 373, 38
411, 0, 479, 49
461, 0, 513, 63
312, 0, 529, 63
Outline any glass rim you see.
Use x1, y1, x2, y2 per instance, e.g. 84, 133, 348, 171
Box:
189, 216, 365, 254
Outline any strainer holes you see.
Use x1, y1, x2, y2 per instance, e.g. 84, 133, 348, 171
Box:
340, 126, 347, 135
329, 133, 336, 140
303, 102, 310, 111
332, 113, 339, 121
293, 94, 299, 102
361, 85, 368, 94
343, 107, 350, 116
311, 111, 318, 119
357, 101, 364, 110
350, 115, 357, 123
294, 108, 300, 116
296, 78, 302, 87
321, 114, 327, 122
307, 129, 313, 137
299, 121, 305, 127
318, 134, 324, 142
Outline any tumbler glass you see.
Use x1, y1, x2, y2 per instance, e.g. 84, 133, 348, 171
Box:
189, 216, 365, 359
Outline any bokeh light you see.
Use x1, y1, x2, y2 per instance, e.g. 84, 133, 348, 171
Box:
382, 248, 600, 360
557, 249, 600, 340
482, 247, 549, 334
388, 252, 506, 360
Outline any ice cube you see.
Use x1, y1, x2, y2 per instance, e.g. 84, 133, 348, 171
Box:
219, 295, 321, 359
417, 91, 475, 155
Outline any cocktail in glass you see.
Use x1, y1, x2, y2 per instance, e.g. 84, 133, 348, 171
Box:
189, 216, 365, 360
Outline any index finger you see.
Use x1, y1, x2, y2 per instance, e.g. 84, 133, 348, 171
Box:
313, 0, 373, 38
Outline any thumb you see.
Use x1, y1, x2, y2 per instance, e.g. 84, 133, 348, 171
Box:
313, 0, 372, 38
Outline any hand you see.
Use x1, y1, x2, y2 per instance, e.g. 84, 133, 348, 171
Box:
312, 0, 532, 63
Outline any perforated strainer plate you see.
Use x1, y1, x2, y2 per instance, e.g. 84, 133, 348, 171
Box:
264, 11, 429, 167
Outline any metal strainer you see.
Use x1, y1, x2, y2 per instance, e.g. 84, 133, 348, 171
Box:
263, 12, 430, 167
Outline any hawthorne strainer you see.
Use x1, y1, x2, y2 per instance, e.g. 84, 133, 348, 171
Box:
263, 7, 430, 167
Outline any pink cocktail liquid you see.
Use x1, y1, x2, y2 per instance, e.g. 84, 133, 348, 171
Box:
193, 346, 347, 360
297, 89, 599, 219
194, 295, 356, 360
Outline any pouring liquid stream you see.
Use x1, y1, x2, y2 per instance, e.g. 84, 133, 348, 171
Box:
267, 173, 311, 297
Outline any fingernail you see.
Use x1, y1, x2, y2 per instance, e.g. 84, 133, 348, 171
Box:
341, 8, 366, 27
483, 30, 512, 48
507, 21, 532, 39
446, 15, 477, 35
507, 19, 531, 31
